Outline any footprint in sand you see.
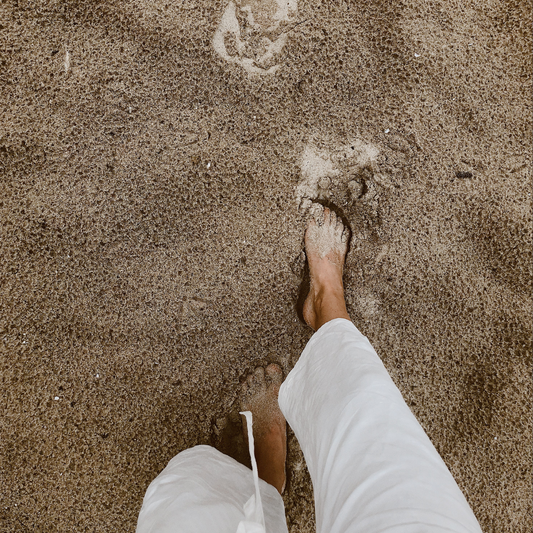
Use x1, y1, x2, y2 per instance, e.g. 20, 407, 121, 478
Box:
213, 0, 298, 75
296, 138, 387, 213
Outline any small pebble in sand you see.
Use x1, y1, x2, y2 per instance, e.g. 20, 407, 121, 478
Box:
455, 171, 473, 179
207, 162, 211, 168
384, 129, 390, 134
414, 53, 420, 57
54, 397, 60, 400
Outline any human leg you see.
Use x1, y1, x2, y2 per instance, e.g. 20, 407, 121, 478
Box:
135, 445, 287, 533
278, 206, 482, 533
136, 365, 288, 533
240, 364, 287, 495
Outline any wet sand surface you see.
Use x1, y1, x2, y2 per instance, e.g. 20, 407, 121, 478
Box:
1, 0, 531, 531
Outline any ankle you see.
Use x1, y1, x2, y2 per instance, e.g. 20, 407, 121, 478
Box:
313, 280, 345, 305
255, 426, 286, 494
312, 286, 349, 329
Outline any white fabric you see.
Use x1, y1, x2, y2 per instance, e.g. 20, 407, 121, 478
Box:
278, 318, 482, 533
137, 318, 482, 533
136, 445, 287, 533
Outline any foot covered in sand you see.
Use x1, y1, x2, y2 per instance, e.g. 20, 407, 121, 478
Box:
303, 204, 351, 331
241, 364, 286, 494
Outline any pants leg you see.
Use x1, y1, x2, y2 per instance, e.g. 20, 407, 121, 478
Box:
136, 445, 288, 533
278, 318, 482, 533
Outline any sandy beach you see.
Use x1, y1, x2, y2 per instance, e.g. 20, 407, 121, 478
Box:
0, 0, 531, 530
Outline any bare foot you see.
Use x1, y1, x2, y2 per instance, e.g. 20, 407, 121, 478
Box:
241, 364, 287, 494
303, 205, 351, 331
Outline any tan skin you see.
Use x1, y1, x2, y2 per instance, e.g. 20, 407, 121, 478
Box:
241, 207, 351, 494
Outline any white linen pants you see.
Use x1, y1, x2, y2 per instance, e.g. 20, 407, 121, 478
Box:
136, 319, 482, 533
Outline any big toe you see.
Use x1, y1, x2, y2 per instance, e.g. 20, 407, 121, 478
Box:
328, 209, 337, 227
335, 216, 344, 237
323, 207, 331, 225
310, 203, 324, 224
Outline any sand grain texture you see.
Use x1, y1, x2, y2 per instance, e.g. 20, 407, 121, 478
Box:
0, 0, 531, 531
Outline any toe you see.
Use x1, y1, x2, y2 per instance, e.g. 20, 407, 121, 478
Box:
341, 227, 350, 244
329, 209, 337, 227
247, 373, 254, 387
316, 205, 325, 225
323, 207, 330, 225
265, 363, 283, 386
309, 202, 323, 224
336, 218, 344, 237
254, 366, 265, 383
